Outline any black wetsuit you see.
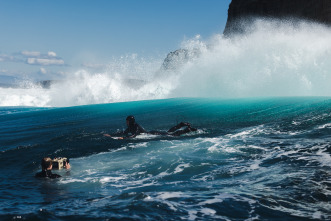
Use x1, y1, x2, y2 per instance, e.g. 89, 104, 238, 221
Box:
122, 123, 147, 138
121, 122, 197, 138
150, 122, 197, 136
166, 122, 197, 136
35, 170, 61, 179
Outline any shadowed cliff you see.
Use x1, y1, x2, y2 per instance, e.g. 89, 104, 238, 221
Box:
224, 0, 331, 36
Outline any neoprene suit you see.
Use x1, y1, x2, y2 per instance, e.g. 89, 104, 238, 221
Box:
122, 122, 197, 138
35, 170, 61, 179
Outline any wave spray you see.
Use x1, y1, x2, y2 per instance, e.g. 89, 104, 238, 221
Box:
1, 19, 331, 107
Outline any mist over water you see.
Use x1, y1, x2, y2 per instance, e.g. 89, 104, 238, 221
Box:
1, 19, 331, 107
172, 19, 331, 98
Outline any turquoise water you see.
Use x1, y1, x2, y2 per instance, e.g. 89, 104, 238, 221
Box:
0, 97, 330, 220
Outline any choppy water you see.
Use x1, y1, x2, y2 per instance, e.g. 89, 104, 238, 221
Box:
0, 97, 330, 220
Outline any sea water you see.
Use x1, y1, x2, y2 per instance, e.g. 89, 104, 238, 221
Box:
0, 20, 331, 220
0, 97, 331, 220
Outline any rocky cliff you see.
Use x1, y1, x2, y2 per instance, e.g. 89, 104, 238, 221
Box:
160, 48, 200, 71
224, 0, 331, 35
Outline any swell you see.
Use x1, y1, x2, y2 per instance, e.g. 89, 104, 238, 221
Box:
0, 98, 331, 220
1, 97, 330, 161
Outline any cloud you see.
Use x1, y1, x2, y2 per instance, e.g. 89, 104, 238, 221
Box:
81, 62, 107, 69
17, 50, 66, 66
21, 51, 41, 57
0, 54, 22, 62
27, 57, 65, 66
48, 51, 57, 57
21, 50, 58, 59
17, 50, 65, 66
1, 50, 66, 67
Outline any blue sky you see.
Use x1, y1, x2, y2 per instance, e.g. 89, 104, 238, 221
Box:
0, 0, 231, 81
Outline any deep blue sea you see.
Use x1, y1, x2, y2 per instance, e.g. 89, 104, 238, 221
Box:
0, 97, 330, 220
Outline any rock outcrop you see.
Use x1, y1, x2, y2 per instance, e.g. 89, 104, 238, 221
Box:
224, 0, 331, 35
161, 48, 200, 71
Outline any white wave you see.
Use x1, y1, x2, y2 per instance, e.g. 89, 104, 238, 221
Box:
227, 124, 301, 138
174, 163, 191, 174
249, 160, 262, 171
127, 142, 148, 148
226, 125, 266, 139
194, 137, 231, 153
157, 191, 187, 200
317, 123, 331, 129
197, 193, 235, 206
99, 176, 127, 183
59, 177, 97, 184
0, 87, 51, 107
2, 20, 331, 107
314, 145, 331, 167
193, 126, 271, 154
170, 19, 331, 98
200, 208, 216, 216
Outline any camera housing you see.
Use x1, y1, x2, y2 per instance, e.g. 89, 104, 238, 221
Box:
52, 157, 69, 170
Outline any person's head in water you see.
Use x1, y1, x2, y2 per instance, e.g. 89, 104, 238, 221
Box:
126, 115, 135, 127
41, 157, 53, 171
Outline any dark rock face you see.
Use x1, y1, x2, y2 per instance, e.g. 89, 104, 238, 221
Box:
38, 80, 53, 89
161, 49, 200, 71
224, 0, 331, 35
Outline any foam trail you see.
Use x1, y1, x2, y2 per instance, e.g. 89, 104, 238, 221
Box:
1, 19, 331, 107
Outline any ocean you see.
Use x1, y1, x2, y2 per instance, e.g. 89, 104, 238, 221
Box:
0, 97, 330, 220
1, 20, 331, 220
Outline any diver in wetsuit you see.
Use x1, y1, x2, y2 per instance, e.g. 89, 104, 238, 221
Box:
104, 115, 197, 139
121, 115, 147, 139
35, 157, 70, 179
104, 115, 146, 139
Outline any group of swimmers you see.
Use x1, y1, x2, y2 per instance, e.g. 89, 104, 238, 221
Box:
36, 115, 197, 179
